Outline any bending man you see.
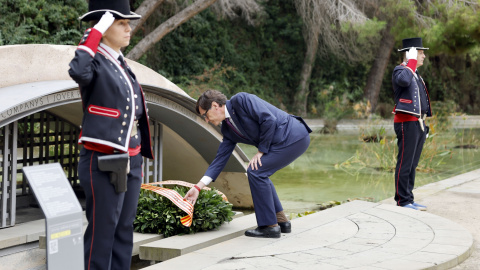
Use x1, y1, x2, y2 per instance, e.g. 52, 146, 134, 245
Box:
184, 90, 311, 238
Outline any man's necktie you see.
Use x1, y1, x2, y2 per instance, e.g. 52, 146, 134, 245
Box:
225, 118, 245, 138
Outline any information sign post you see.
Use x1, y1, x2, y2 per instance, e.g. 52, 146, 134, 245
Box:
23, 163, 84, 270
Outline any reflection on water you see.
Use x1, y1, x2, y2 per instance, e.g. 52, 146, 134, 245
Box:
239, 129, 480, 204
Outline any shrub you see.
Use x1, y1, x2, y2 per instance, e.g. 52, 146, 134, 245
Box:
134, 186, 235, 238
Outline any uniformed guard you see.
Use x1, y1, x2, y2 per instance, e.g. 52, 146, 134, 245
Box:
68, 0, 154, 269
392, 37, 432, 211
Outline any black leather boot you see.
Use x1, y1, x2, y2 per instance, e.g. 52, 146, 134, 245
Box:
245, 226, 281, 238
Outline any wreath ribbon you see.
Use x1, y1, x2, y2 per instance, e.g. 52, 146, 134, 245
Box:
140, 180, 229, 227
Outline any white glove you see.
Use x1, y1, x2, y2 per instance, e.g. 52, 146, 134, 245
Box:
93, 11, 115, 34
406, 47, 417, 61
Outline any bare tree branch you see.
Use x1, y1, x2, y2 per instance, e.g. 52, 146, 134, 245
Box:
210, 0, 265, 26
126, 0, 218, 60
131, 0, 165, 36
294, 0, 371, 63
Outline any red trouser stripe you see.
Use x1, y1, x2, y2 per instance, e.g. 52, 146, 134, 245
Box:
396, 123, 405, 206
87, 151, 95, 270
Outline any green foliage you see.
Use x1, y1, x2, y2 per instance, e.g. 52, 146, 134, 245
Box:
0, 0, 87, 45
429, 101, 457, 132
289, 210, 316, 220
134, 186, 235, 238
350, 18, 386, 45
130, 0, 306, 108
308, 57, 369, 119
337, 124, 453, 174
3, 0, 480, 115
425, 2, 480, 55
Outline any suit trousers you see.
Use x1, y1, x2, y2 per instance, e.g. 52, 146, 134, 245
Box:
78, 148, 143, 270
247, 135, 310, 226
394, 120, 426, 206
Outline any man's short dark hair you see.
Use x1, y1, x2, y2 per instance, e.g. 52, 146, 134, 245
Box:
196, 90, 227, 114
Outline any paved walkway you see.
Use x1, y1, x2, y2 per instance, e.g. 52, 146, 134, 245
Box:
2, 169, 480, 269
143, 169, 480, 270
381, 169, 480, 269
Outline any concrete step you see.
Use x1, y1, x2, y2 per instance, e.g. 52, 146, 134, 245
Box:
37, 211, 246, 258
139, 213, 256, 262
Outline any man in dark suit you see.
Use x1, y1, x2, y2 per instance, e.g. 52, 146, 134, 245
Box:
184, 90, 311, 238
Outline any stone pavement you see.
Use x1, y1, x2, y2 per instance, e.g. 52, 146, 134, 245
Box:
142, 169, 480, 270
381, 168, 480, 270
2, 169, 480, 270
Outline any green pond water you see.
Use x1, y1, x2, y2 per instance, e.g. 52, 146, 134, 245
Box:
238, 128, 480, 204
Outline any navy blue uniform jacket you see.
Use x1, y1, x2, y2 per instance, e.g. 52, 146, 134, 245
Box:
392, 62, 432, 117
205, 92, 311, 181
68, 28, 153, 158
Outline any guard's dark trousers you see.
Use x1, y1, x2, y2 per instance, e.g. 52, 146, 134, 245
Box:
394, 120, 426, 206
78, 148, 143, 270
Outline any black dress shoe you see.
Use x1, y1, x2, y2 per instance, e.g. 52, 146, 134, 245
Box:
245, 226, 281, 238
278, 221, 291, 233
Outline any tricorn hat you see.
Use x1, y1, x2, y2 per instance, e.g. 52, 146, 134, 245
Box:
398, 37, 429, 52
79, 0, 141, 22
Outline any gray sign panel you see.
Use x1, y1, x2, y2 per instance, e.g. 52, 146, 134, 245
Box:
23, 163, 84, 270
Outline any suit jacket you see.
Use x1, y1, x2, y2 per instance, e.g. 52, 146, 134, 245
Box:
392, 62, 432, 117
69, 28, 154, 158
204, 92, 311, 181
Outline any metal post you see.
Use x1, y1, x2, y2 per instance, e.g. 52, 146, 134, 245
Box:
157, 123, 163, 182
1, 124, 9, 227
10, 121, 17, 226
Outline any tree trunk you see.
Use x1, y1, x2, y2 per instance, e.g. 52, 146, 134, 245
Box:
130, 0, 165, 37
293, 33, 319, 116
127, 0, 218, 61
363, 27, 395, 114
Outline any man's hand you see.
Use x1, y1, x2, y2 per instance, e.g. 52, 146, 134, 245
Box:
93, 11, 115, 34
184, 182, 205, 205
406, 47, 417, 61
184, 187, 199, 205
248, 151, 264, 170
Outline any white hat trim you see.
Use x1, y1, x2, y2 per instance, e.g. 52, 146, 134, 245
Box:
79, 9, 141, 21
397, 47, 429, 52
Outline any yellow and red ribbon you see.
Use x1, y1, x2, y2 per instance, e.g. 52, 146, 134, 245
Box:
140, 180, 229, 227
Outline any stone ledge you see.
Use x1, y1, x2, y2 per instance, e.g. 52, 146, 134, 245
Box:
139, 213, 256, 262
